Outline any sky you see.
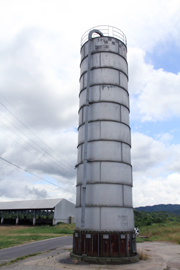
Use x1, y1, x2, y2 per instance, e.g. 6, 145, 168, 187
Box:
0, 0, 180, 207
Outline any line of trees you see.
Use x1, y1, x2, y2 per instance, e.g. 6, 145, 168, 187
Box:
134, 210, 180, 227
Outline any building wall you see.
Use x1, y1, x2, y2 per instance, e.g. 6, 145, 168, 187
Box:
53, 199, 75, 224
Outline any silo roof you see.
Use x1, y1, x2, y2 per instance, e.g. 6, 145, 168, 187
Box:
0, 198, 63, 210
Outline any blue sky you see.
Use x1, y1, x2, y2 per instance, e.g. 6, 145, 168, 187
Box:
145, 42, 180, 74
0, 0, 180, 207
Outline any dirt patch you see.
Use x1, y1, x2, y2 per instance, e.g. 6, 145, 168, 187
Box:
59, 256, 89, 265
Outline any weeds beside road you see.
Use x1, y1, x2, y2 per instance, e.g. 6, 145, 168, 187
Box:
0, 223, 75, 249
1, 220, 180, 250
137, 221, 180, 244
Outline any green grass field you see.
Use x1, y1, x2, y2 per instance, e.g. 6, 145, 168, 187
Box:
0, 223, 75, 249
137, 221, 180, 244
1, 218, 180, 250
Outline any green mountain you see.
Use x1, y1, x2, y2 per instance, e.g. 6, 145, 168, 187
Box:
135, 204, 180, 215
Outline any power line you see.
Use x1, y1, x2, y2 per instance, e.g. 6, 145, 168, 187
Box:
0, 156, 76, 195
0, 128, 75, 182
0, 120, 75, 180
0, 114, 75, 178
0, 93, 76, 172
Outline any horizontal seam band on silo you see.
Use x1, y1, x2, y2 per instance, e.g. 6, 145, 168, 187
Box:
79, 68, 128, 81
78, 120, 131, 131
79, 67, 128, 81
77, 139, 131, 148
91, 50, 127, 60
76, 182, 132, 187
79, 85, 129, 97
76, 160, 132, 167
75, 205, 134, 209
78, 102, 130, 114
80, 34, 128, 48
80, 51, 128, 67
78, 101, 130, 113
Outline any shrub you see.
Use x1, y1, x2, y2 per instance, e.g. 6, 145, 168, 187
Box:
138, 250, 149, 260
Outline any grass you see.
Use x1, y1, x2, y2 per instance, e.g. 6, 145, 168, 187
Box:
0, 253, 41, 268
0, 223, 75, 249
137, 221, 180, 244
1, 221, 180, 250
136, 237, 150, 243
138, 249, 149, 260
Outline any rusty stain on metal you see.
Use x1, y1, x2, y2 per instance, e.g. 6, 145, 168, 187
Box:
74, 231, 136, 257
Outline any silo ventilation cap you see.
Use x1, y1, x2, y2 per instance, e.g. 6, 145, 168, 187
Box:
88, 29, 104, 40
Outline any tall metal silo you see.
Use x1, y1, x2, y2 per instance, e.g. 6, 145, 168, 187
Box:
71, 26, 139, 264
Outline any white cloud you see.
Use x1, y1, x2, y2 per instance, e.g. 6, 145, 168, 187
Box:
131, 132, 167, 173
132, 132, 180, 176
128, 48, 180, 121
0, 171, 76, 202
1, 0, 180, 50
132, 132, 180, 206
0, 125, 77, 202
0, 0, 180, 206
156, 133, 173, 143
133, 173, 180, 207
0, 27, 79, 130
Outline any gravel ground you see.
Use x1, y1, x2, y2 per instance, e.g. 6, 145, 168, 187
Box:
1, 242, 180, 270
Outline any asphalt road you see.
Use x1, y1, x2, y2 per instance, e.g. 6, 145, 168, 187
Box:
0, 235, 72, 263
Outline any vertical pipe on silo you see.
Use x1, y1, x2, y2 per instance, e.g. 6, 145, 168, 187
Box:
81, 39, 91, 227
81, 30, 104, 227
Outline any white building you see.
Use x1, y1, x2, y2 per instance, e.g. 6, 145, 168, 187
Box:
0, 198, 75, 225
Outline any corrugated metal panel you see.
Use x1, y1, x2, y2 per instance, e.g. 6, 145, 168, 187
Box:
0, 198, 63, 210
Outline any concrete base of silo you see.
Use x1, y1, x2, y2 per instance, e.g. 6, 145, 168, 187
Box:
70, 252, 139, 265
71, 230, 139, 264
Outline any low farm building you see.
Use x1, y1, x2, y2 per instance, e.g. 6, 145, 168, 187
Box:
0, 198, 75, 226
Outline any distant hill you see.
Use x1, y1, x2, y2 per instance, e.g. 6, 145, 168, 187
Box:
135, 204, 180, 215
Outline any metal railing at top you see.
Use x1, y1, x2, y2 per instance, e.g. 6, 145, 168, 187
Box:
81, 25, 127, 47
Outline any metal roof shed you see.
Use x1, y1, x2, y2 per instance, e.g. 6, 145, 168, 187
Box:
0, 198, 75, 225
